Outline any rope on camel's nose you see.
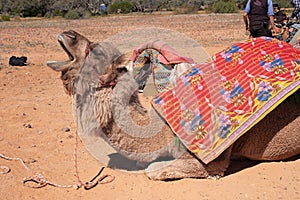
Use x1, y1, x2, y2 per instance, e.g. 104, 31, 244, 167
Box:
0, 130, 115, 190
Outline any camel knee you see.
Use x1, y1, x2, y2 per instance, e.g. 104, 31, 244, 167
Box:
145, 149, 232, 180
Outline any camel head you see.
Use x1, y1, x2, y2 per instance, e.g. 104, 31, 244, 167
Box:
46, 30, 92, 95
47, 30, 134, 96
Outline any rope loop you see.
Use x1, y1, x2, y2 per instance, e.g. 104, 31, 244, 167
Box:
0, 165, 10, 174
23, 174, 49, 189
1, 131, 115, 190
84, 174, 115, 190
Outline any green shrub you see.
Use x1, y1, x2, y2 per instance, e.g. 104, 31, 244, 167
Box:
76, 7, 91, 19
64, 9, 80, 19
44, 12, 53, 18
273, 0, 293, 8
1, 15, 10, 21
63, 8, 91, 19
236, 0, 248, 9
208, 0, 239, 13
108, 1, 134, 14
173, 7, 198, 14
44, 10, 65, 18
22, 6, 39, 17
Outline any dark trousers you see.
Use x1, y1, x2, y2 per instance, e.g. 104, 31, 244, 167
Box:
250, 21, 272, 38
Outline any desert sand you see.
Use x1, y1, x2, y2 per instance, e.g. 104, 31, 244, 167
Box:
0, 13, 299, 200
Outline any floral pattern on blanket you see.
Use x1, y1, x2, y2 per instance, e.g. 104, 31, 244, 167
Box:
152, 37, 300, 164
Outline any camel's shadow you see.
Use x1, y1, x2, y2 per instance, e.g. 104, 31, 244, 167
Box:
107, 152, 300, 177
107, 153, 174, 171
226, 154, 300, 176
106, 153, 260, 174
107, 153, 144, 171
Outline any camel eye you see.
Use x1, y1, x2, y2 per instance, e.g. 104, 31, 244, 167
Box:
117, 67, 127, 73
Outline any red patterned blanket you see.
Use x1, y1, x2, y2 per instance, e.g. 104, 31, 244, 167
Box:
152, 37, 300, 164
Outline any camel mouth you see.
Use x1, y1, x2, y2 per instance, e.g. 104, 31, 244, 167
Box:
46, 34, 74, 70
58, 35, 74, 62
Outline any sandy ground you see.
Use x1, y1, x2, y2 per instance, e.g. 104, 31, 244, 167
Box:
0, 13, 299, 200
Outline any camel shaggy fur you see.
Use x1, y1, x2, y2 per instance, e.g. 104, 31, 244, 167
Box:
47, 30, 300, 181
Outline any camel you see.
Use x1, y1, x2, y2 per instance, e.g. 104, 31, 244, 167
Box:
47, 30, 300, 181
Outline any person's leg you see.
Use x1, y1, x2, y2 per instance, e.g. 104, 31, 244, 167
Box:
250, 29, 258, 38
258, 22, 272, 37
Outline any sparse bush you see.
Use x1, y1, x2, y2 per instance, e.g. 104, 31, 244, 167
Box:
187, 0, 204, 10
236, 0, 248, 9
1, 15, 10, 21
13, 16, 21, 21
22, 6, 39, 17
208, 0, 239, 13
273, 0, 293, 8
76, 7, 91, 19
44, 10, 65, 18
64, 9, 80, 19
173, 7, 198, 14
108, 1, 134, 14
63, 8, 91, 19
44, 12, 53, 18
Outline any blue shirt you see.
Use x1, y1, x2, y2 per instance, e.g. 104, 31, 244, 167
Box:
244, 0, 274, 16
